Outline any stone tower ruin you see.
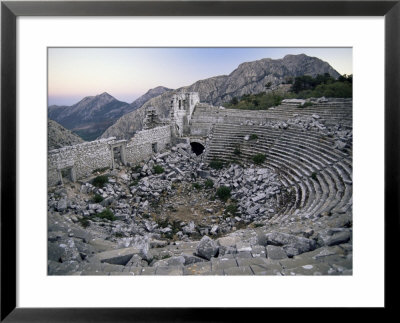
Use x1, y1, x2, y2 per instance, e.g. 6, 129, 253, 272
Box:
170, 92, 200, 137
143, 106, 163, 130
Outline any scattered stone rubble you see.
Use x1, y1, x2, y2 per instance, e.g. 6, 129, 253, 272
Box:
241, 112, 352, 152
48, 141, 352, 276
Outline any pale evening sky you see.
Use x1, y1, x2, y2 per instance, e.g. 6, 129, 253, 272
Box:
48, 47, 352, 106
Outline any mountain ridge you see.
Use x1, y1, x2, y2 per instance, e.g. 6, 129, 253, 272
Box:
48, 87, 170, 141
48, 119, 85, 150
101, 54, 340, 140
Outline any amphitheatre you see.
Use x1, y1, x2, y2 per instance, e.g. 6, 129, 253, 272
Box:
48, 91, 353, 276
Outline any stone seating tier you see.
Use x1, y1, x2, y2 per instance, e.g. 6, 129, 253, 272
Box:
204, 122, 352, 222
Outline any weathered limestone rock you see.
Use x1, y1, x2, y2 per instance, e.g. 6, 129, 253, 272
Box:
166, 256, 185, 266
57, 199, 68, 212
266, 245, 288, 260
260, 231, 316, 257
93, 247, 142, 266
196, 236, 219, 260
317, 229, 351, 246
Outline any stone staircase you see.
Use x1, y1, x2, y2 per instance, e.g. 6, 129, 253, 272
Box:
204, 104, 352, 224
190, 101, 352, 129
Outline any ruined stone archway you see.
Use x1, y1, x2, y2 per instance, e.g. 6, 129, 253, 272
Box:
58, 165, 76, 185
110, 141, 127, 169
190, 142, 205, 155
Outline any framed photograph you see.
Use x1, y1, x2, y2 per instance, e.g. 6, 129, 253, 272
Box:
1, 0, 398, 320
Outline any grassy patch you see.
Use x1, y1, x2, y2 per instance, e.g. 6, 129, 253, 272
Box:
79, 209, 116, 227
95, 208, 116, 221
142, 213, 151, 219
252, 154, 266, 165
78, 217, 90, 228
216, 186, 231, 202
153, 165, 164, 174
311, 172, 318, 181
249, 134, 259, 140
192, 182, 203, 190
209, 159, 224, 170
204, 179, 214, 189
224, 203, 239, 218
161, 219, 182, 240
224, 91, 283, 110
92, 175, 108, 188
156, 217, 170, 228
91, 194, 104, 203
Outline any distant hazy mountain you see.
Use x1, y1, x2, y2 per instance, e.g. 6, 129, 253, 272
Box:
48, 87, 172, 141
48, 92, 134, 141
101, 54, 340, 140
48, 119, 84, 150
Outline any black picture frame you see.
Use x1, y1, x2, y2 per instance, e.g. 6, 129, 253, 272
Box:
1, 0, 398, 321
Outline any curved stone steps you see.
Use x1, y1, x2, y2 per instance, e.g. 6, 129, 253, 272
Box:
204, 120, 352, 222
316, 169, 342, 214
279, 130, 350, 160
271, 141, 325, 171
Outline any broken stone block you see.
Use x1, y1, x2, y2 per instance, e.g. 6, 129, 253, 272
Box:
196, 236, 219, 260
266, 245, 288, 260
93, 247, 142, 266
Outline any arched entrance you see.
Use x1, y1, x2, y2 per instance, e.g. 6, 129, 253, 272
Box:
190, 142, 205, 155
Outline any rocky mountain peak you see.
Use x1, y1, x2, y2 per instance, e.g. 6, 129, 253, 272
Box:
101, 54, 342, 140
98, 92, 114, 99
130, 86, 172, 110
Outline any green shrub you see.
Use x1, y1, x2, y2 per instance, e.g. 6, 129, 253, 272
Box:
252, 154, 266, 165
204, 179, 214, 189
153, 165, 164, 174
192, 182, 202, 190
224, 203, 239, 218
250, 134, 258, 140
79, 217, 90, 228
92, 175, 108, 188
209, 159, 224, 170
92, 194, 104, 203
311, 172, 318, 180
96, 208, 116, 221
223, 91, 283, 110
156, 217, 170, 228
233, 147, 241, 155
216, 186, 231, 202
171, 220, 181, 235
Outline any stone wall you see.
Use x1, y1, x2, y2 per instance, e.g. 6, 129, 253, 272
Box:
48, 125, 172, 187
125, 125, 171, 165
48, 138, 116, 187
